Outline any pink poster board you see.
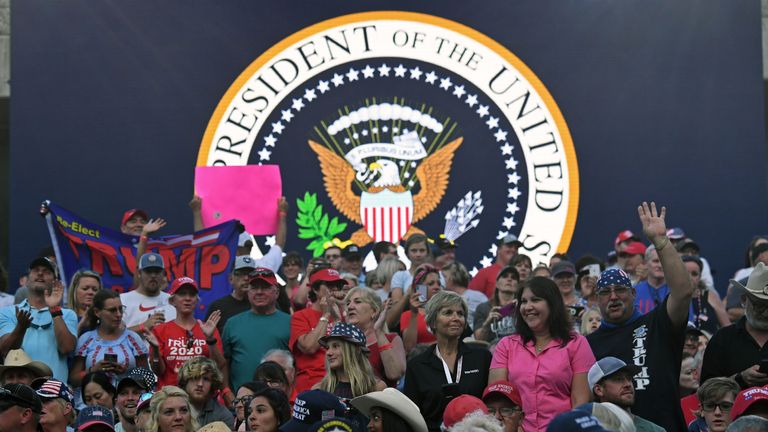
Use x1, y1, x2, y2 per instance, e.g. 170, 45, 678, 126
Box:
194, 165, 282, 235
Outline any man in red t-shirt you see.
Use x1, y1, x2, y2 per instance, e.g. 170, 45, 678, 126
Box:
289, 268, 346, 393
468, 235, 522, 298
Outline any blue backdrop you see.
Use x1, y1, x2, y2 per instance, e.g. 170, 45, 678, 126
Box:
10, 0, 766, 292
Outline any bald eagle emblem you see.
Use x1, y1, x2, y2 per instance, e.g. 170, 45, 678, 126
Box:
308, 101, 462, 246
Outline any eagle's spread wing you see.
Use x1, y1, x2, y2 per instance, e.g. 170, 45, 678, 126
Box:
307, 140, 361, 224
412, 137, 463, 222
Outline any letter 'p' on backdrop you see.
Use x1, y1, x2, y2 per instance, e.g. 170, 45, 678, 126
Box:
10, 1, 767, 289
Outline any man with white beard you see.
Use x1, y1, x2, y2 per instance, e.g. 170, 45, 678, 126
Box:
701, 262, 768, 389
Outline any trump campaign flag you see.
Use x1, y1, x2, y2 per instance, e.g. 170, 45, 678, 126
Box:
43, 201, 239, 318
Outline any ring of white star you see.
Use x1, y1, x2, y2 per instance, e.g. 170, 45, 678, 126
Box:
253, 62, 522, 275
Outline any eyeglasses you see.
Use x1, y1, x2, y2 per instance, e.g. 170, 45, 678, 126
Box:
75, 269, 101, 278
103, 305, 127, 315
617, 252, 636, 259
28, 322, 52, 330
487, 407, 522, 418
701, 401, 733, 412
324, 254, 340, 259
597, 286, 630, 297
249, 269, 275, 278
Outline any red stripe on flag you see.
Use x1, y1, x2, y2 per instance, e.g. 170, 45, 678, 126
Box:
389, 207, 394, 243
406, 207, 411, 228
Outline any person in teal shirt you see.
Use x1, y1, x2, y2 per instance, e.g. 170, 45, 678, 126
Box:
222, 267, 291, 391
0, 258, 77, 383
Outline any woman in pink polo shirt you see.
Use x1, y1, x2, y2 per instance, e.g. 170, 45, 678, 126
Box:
489, 277, 595, 432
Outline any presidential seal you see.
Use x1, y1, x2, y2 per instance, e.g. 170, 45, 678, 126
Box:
197, 11, 579, 272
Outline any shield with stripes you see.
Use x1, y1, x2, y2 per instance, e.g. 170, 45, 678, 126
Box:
360, 189, 414, 243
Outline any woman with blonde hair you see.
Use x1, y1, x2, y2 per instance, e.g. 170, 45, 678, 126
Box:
313, 322, 386, 399
145, 386, 199, 432
67, 269, 103, 333
374, 257, 403, 301
345, 287, 406, 386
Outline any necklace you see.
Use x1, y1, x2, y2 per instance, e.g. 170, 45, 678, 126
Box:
535, 336, 552, 353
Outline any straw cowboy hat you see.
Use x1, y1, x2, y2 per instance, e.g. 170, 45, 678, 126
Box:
195, 422, 231, 432
350, 388, 427, 432
732, 262, 768, 301
0, 349, 52, 378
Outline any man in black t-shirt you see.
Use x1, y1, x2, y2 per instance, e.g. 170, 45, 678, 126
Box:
701, 262, 768, 389
587, 202, 693, 432
205, 256, 257, 332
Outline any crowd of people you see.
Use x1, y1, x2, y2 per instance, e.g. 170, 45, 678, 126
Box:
0, 200, 767, 432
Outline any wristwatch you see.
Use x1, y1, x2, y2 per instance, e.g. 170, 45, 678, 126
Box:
319, 316, 329, 323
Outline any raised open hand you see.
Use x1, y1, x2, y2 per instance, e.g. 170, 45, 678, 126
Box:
199, 310, 221, 339
141, 218, 167, 236
374, 299, 390, 331
45, 280, 64, 308
637, 201, 667, 243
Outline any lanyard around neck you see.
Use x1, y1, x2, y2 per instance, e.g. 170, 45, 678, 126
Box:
435, 345, 462, 384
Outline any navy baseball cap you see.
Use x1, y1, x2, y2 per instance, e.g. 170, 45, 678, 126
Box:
308, 418, 364, 432
76, 405, 115, 431
279, 390, 347, 432
547, 411, 609, 431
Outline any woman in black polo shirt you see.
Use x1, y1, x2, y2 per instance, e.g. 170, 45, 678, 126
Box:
403, 291, 492, 432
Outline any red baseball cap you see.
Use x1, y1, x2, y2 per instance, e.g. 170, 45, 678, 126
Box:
614, 230, 637, 247
442, 395, 489, 429
308, 268, 345, 285
247, 267, 279, 286
622, 241, 647, 256
121, 209, 148, 226
482, 380, 522, 407
169, 277, 198, 295
731, 386, 768, 419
